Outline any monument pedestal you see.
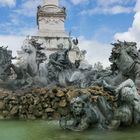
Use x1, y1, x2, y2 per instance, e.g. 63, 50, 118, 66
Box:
18, 0, 83, 67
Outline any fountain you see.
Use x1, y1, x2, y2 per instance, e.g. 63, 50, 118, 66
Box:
0, 0, 140, 134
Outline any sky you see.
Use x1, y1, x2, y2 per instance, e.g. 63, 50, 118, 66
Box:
0, 0, 140, 67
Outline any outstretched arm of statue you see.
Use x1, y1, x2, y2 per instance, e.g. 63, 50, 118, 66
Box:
102, 80, 116, 94
50, 59, 62, 67
49, 59, 66, 69
68, 37, 72, 51
59, 116, 82, 131
66, 119, 89, 132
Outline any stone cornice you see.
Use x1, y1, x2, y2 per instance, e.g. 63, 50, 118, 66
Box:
38, 12, 66, 18
46, 48, 76, 52
38, 5, 66, 19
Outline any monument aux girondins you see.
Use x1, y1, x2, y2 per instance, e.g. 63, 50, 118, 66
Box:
0, 0, 140, 131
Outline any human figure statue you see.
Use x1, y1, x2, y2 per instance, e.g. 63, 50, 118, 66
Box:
59, 95, 113, 131
0, 46, 14, 81
46, 38, 73, 86
108, 79, 140, 128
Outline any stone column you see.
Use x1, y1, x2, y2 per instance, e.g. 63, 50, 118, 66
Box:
43, 0, 59, 6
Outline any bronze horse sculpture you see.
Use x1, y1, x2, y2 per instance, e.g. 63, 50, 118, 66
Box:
103, 40, 140, 89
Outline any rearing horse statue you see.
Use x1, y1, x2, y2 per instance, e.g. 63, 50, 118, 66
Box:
108, 40, 140, 88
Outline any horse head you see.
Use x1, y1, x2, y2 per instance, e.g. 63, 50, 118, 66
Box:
110, 41, 137, 74
111, 40, 139, 61
124, 41, 139, 59
109, 42, 122, 62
